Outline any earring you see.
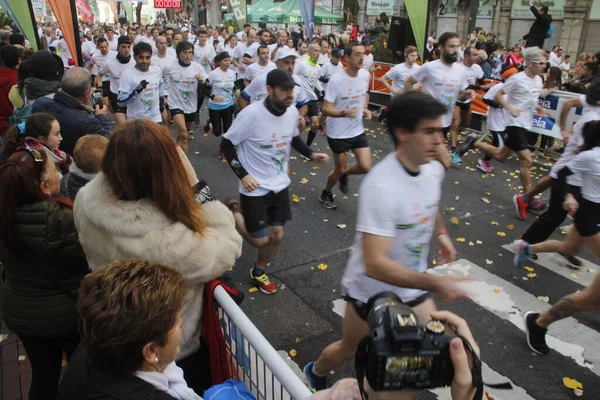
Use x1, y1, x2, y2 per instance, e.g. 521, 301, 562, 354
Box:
154, 357, 159, 363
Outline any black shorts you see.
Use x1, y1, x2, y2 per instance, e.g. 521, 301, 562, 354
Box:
109, 92, 127, 114
326, 132, 369, 154
504, 126, 529, 152
455, 101, 471, 111
574, 199, 600, 237
171, 108, 196, 123
344, 293, 430, 321
240, 188, 292, 238
307, 100, 320, 118
102, 81, 110, 97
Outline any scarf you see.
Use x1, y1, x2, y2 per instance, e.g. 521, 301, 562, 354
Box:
24, 78, 60, 101
116, 53, 132, 64
135, 362, 202, 400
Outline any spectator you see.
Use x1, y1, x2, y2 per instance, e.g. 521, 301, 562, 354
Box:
489, 44, 505, 80
573, 52, 590, 77
481, 32, 496, 53
58, 260, 201, 400
559, 54, 571, 85
0, 45, 20, 137
569, 62, 599, 93
503, 44, 524, 72
478, 49, 492, 78
549, 45, 563, 66
60, 134, 109, 201
33, 67, 111, 155
0, 30, 10, 47
9, 32, 26, 48
424, 37, 436, 62
0, 147, 89, 400
8, 59, 30, 109
24, 50, 63, 104
523, 0, 552, 48
72, 120, 242, 395
540, 66, 563, 149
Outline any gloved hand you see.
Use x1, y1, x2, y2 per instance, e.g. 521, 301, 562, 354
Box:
136, 80, 149, 93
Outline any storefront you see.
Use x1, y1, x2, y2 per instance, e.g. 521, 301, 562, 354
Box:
508, 0, 564, 50
475, 0, 494, 34
582, 0, 600, 54
436, 0, 458, 35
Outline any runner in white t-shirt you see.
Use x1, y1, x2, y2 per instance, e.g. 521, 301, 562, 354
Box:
478, 81, 508, 173
379, 45, 420, 96
163, 40, 208, 154
405, 32, 473, 170
320, 43, 373, 210
152, 36, 176, 125
117, 41, 163, 125
303, 91, 468, 392
105, 27, 119, 51
221, 69, 329, 295
319, 48, 344, 93
360, 40, 381, 74
206, 52, 237, 158
294, 43, 325, 147
89, 38, 116, 107
101, 36, 135, 126
233, 29, 259, 89
244, 45, 276, 85
192, 29, 216, 127
458, 47, 548, 201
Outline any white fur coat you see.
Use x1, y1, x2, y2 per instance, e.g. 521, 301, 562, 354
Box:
73, 173, 243, 359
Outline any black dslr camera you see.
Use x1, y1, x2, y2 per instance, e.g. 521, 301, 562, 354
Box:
356, 292, 457, 391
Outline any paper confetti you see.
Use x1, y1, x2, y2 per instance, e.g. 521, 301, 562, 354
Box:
292, 194, 300, 203
432, 259, 437, 265
451, 217, 460, 225
249, 287, 258, 293
454, 181, 459, 185
456, 238, 466, 243
562, 377, 583, 390
337, 224, 347, 229
476, 240, 483, 244
497, 232, 506, 237
493, 288, 501, 293
481, 197, 490, 204
490, 221, 499, 226
18, 355, 25, 361
524, 266, 535, 272
455, 195, 460, 200
317, 263, 328, 270
486, 259, 494, 265
537, 296, 550, 303
300, 178, 309, 183
289, 349, 297, 357
570, 273, 579, 280
506, 224, 514, 230
527, 273, 537, 278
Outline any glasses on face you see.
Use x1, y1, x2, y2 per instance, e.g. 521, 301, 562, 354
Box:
532, 61, 546, 66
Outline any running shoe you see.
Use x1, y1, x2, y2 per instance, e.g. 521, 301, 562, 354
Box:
456, 133, 478, 156
339, 174, 349, 194
528, 198, 548, 212
558, 253, 582, 268
514, 239, 532, 268
513, 194, 528, 220
304, 361, 328, 392
477, 159, 493, 173
218, 151, 226, 161
451, 151, 462, 164
203, 119, 212, 133
249, 268, 277, 294
193, 112, 200, 127
523, 311, 550, 355
319, 191, 337, 209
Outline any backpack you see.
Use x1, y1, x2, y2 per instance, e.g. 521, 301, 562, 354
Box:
546, 23, 555, 39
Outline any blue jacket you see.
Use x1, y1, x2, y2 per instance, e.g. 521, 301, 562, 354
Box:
33, 90, 112, 155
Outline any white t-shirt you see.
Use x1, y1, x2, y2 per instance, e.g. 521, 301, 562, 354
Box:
223, 102, 300, 196
361, 53, 374, 71
234, 42, 260, 80
294, 59, 323, 101
118, 66, 163, 123
106, 35, 119, 51
166, 47, 177, 58
410, 60, 468, 128
502, 71, 543, 129
163, 60, 208, 114
550, 106, 600, 186
101, 57, 135, 94
90, 50, 116, 79
320, 60, 344, 92
151, 54, 176, 73
225, 45, 238, 73
458, 63, 484, 104
208, 67, 236, 108
245, 61, 276, 82
317, 52, 330, 66
242, 73, 308, 107
324, 69, 371, 139
193, 43, 216, 75
567, 146, 600, 202
342, 155, 445, 303
384, 62, 421, 94
81, 41, 96, 58
483, 83, 507, 132
56, 39, 72, 68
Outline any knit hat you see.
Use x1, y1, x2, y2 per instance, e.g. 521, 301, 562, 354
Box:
30, 50, 62, 81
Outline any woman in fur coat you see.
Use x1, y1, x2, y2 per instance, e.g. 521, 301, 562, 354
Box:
73, 120, 243, 394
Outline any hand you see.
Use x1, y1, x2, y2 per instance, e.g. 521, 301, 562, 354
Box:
344, 108, 357, 118
562, 194, 579, 213
194, 74, 205, 82
136, 80, 148, 93
436, 233, 457, 265
214, 95, 224, 102
203, 56, 209, 61
241, 175, 260, 192
239, 64, 245, 71
94, 104, 108, 116
311, 152, 330, 164
297, 115, 307, 132
363, 109, 372, 121
434, 276, 470, 303
529, 0, 534, 6
508, 106, 521, 117
535, 107, 548, 117
561, 128, 570, 144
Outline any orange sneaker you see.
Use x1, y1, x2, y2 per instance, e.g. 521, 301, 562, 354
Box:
513, 194, 528, 220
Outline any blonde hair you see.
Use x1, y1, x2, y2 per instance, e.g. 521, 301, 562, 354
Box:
73, 134, 109, 174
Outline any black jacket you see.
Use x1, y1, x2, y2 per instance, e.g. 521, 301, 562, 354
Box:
33, 90, 112, 155
58, 345, 176, 400
524, 6, 552, 43
60, 171, 92, 201
0, 199, 89, 338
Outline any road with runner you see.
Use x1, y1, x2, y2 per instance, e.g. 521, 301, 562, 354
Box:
187, 109, 600, 400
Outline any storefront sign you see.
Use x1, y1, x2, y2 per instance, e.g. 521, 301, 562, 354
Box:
590, 0, 600, 20
510, 0, 564, 20
438, 0, 458, 17
31, 0, 47, 17
366, 0, 395, 16
477, 0, 494, 18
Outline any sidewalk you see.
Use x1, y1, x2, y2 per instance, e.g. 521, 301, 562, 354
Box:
1, 319, 31, 400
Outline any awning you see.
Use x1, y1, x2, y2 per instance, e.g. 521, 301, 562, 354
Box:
249, 0, 343, 25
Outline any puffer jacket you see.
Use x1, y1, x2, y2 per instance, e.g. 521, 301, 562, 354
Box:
0, 198, 89, 338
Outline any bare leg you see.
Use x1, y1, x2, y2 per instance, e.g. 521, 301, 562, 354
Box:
436, 143, 452, 170
450, 106, 461, 149
345, 147, 372, 176
475, 142, 512, 162
325, 152, 348, 191
517, 148, 533, 193
524, 175, 552, 200
114, 112, 127, 126
173, 114, 189, 154
256, 226, 284, 270
529, 226, 583, 256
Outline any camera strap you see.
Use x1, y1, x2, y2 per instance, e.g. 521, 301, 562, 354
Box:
355, 337, 370, 400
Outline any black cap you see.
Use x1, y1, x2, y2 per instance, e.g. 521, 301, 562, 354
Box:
30, 50, 62, 81
331, 48, 342, 58
214, 51, 230, 63
266, 69, 298, 89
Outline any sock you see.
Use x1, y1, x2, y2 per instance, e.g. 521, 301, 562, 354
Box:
312, 363, 326, 378
483, 154, 492, 162
307, 130, 317, 146
524, 244, 533, 256
252, 265, 265, 276
451, 146, 456, 152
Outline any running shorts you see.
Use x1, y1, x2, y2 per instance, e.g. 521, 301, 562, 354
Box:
343, 293, 430, 321
504, 126, 529, 152
240, 188, 292, 238
326, 132, 369, 154
574, 198, 600, 237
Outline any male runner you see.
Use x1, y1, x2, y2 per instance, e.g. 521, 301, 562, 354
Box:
379, 45, 420, 95
319, 42, 372, 210
244, 45, 276, 85
319, 48, 344, 93
152, 35, 176, 70
163, 40, 208, 154
117, 42, 163, 124
233, 29, 259, 89
100, 35, 135, 126
105, 26, 118, 51
90, 37, 116, 107
304, 91, 468, 392
221, 69, 329, 294
192, 29, 216, 126
295, 43, 324, 147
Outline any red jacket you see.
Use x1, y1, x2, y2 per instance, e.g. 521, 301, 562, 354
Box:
0, 66, 17, 137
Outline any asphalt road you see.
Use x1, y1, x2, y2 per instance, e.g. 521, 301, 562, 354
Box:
184, 107, 600, 400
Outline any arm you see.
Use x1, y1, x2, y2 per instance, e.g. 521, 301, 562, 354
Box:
220, 137, 249, 180
404, 75, 418, 91
495, 88, 520, 116
291, 136, 313, 159
321, 99, 356, 118
238, 90, 251, 109
379, 74, 397, 94
559, 97, 583, 141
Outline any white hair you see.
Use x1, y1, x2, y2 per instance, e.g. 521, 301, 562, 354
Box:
523, 46, 546, 64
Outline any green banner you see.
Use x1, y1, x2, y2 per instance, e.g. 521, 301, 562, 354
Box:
1, 0, 39, 50
405, 0, 427, 61
229, 0, 247, 27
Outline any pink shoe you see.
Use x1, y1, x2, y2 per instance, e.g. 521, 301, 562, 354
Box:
477, 159, 493, 173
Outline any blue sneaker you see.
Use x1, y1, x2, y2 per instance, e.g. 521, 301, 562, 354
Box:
304, 361, 327, 392
451, 151, 462, 164
514, 239, 532, 268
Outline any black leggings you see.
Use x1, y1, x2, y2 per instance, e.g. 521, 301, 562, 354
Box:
521, 179, 582, 244
208, 105, 234, 137
19, 335, 79, 400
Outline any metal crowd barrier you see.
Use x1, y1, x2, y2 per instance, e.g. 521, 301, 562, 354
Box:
214, 285, 312, 400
